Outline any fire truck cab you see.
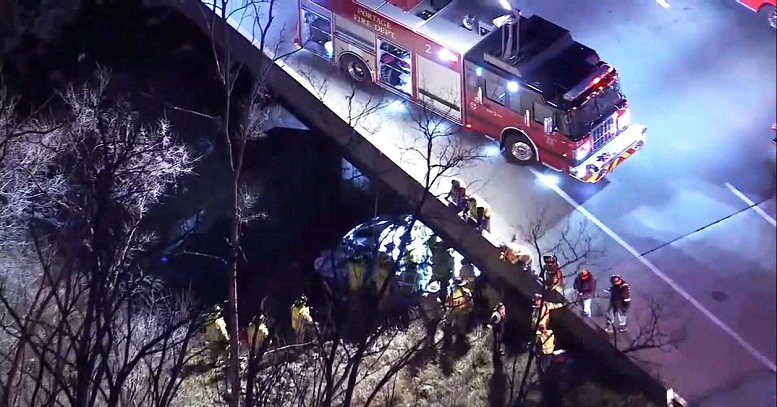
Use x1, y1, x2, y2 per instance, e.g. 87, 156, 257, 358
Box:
296, 0, 646, 183
737, 0, 777, 28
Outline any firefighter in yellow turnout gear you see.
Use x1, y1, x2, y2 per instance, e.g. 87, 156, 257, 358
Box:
532, 293, 564, 329
204, 305, 229, 366
373, 253, 393, 296
466, 194, 491, 232
535, 324, 556, 375
445, 278, 473, 337
347, 254, 367, 293
246, 314, 270, 356
291, 295, 314, 343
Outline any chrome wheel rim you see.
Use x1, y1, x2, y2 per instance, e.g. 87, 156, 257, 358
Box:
511, 141, 533, 161
348, 62, 366, 81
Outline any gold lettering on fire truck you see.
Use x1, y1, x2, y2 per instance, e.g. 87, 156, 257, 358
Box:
354, 8, 397, 40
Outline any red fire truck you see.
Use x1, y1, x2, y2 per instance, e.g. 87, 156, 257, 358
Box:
737, 0, 777, 28
295, 0, 647, 183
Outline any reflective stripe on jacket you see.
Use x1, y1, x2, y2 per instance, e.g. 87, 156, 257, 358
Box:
446, 287, 472, 309
536, 329, 555, 355
247, 322, 269, 350
291, 305, 312, 333
348, 261, 366, 292
610, 282, 631, 307
374, 265, 390, 292
532, 302, 563, 328
205, 317, 228, 342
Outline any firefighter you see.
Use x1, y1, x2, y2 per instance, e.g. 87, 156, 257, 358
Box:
459, 258, 479, 291
531, 292, 564, 330
246, 314, 270, 356
373, 252, 393, 297
430, 238, 454, 299
445, 278, 473, 337
535, 323, 556, 375
446, 178, 468, 214
204, 305, 229, 366
347, 254, 367, 294
499, 242, 534, 273
420, 281, 444, 348
291, 295, 314, 342
465, 195, 491, 232
486, 302, 507, 361
542, 255, 564, 296
606, 275, 631, 333
573, 269, 597, 317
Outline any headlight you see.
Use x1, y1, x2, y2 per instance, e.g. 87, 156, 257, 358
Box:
574, 137, 592, 161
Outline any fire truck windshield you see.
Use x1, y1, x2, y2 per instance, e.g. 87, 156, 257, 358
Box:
567, 82, 624, 139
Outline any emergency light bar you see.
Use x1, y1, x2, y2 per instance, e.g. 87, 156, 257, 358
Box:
562, 63, 614, 102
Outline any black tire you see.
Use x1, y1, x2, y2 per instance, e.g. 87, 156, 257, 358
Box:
339, 54, 370, 83
760, 5, 777, 29
502, 133, 536, 165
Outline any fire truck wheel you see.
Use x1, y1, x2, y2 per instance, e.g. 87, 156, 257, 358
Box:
503, 134, 536, 164
339, 54, 370, 83
761, 5, 777, 29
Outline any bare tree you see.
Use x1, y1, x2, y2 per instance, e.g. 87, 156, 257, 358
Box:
399, 96, 485, 201
489, 206, 679, 405
214, 75, 486, 407
519, 205, 607, 281
0, 86, 67, 245
180, 0, 393, 403
0, 71, 201, 407
178, 0, 297, 402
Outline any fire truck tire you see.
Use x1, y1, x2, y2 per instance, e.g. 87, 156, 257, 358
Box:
339, 54, 370, 83
503, 133, 536, 164
759, 5, 777, 29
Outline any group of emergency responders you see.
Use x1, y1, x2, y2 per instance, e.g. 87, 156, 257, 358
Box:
447, 178, 491, 232
201, 213, 633, 377
529, 271, 631, 373
202, 296, 316, 366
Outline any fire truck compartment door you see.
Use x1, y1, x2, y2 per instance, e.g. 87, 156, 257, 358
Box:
416, 55, 462, 123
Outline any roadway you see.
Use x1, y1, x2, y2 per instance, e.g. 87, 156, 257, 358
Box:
200, 0, 777, 405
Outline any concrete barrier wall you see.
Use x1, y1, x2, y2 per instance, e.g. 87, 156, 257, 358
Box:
172, 2, 684, 405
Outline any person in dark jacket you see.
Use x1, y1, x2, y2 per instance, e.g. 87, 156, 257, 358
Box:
606, 275, 631, 332
573, 269, 597, 317
486, 303, 507, 361
542, 255, 564, 295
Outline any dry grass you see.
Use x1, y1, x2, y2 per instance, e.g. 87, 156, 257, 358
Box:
174, 322, 657, 407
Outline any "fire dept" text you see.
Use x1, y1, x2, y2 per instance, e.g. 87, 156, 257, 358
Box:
354, 8, 397, 39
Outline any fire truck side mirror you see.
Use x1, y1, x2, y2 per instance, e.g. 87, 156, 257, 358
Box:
543, 117, 554, 135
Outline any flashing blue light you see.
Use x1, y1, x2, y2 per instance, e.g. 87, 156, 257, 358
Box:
475, 67, 483, 77
160, 256, 168, 263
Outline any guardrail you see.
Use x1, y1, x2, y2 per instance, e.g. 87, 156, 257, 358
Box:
171, 1, 687, 405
